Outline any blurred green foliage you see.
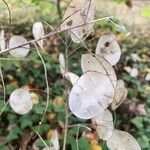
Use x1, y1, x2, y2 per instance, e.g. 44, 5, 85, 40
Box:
142, 7, 150, 17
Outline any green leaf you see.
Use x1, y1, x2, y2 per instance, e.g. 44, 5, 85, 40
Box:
113, 0, 127, 4
67, 134, 76, 150
0, 142, 9, 150
138, 135, 150, 149
141, 7, 150, 17
35, 138, 50, 148
78, 137, 91, 150
101, 141, 110, 150
19, 116, 33, 129
7, 126, 22, 141
54, 104, 65, 113
0, 101, 9, 112
6, 114, 18, 124
33, 104, 45, 115
131, 117, 143, 128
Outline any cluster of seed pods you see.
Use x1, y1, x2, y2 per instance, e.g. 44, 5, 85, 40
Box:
59, 34, 141, 150
0, 0, 142, 149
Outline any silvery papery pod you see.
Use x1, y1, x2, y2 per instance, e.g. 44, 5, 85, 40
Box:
61, 0, 96, 43
0, 30, 6, 51
92, 109, 114, 141
111, 79, 127, 110
9, 88, 33, 115
81, 53, 117, 87
42, 130, 59, 150
69, 71, 115, 119
64, 72, 79, 85
9, 35, 30, 58
32, 22, 44, 49
59, 53, 66, 75
106, 130, 141, 150
95, 35, 121, 65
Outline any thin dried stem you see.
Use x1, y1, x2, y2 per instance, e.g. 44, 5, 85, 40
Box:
67, 124, 91, 131
0, 16, 113, 55
62, 33, 69, 150
0, 101, 9, 116
76, 126, 80, 150
43, 21, 66, 45
0, 57, 29, 61
0, 67, 6, 103
107, 17, 126, 32
36, 131, 50, 149
2, 0, 11, 39
32, 42, 50, 125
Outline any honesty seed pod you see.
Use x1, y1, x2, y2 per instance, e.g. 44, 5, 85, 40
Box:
69, 71, 115, 119
9, 88, 33, 115
9, 35, 30, 58
95, 35, 121, 65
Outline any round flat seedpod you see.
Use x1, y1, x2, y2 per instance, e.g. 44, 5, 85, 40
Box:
60, 0, 96, 43
9, 35, 30, 58
69, 71, 115, 119
59, 53, 66, 75
70, 0, 96, 43
60, 0, 84, 30
64, 72, 79, 85
32, 22, 44, 49
81, 53, 117, 87
95, 35, 121, 65
106, 130, 141, 150
92, 109, 114, 141
0, 30, 6, 51
111, 80, 127, 110
9, 88, 33, 115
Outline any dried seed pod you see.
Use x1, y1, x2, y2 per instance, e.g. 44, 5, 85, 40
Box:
59, 53, 66, 75
0, 30, 6, 51
9, 88, 33, 115
50, 130, 59, 150
64, 72, 79, 85
69, 71, 115, 119
95, 35, 121, 65
32, 22, 44, 49
61, 0, 96, 43
111, 80, 127, 110
92, 109, 114, 140
42, 130, 59, 150
81, 53, 117, 87
106, 130, 141, 150
9, 35, 30, 58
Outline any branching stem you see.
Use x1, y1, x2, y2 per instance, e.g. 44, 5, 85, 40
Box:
0, 16, 113, 55
33, 42, 50, 125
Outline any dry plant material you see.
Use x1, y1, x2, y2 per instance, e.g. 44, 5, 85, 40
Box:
64, 72, 79, 85
59, 53, 79, 85
0, 2, 142, 148
111, 79, 127, 110
9, 88, 33, 114
95, 35, 121, 65
81, 53, 117, 86
32, 22, 45, 49
0, 30, 6, 51
50, 130, 60, 150
61, 0, 96, 43
42, 130, 60, 150
106, 130, 141, 150
92, 109, 114, 141
69, 71, 115, 119
9, 35, 30, 58
59, 53, 66, 75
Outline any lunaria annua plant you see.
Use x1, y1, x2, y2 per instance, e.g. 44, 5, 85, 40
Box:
0, 0, 141, 149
